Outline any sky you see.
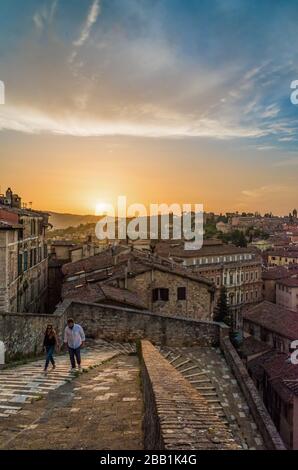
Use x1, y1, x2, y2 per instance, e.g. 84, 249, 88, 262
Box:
0, 0, 298, 215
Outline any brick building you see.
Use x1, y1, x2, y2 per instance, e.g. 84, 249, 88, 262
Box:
62, 248, 215, 320
0, 188, 49, 313
155, 240, 263, 328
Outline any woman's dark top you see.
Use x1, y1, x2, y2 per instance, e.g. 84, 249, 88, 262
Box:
43, 333, 57, 348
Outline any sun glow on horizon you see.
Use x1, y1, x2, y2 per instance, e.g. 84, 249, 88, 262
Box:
95, 201, 114, 216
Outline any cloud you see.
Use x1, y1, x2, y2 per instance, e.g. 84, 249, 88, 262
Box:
0, 105, 268, 139
273, 157, 298, 167
241, 185, 286, 199
32, 0, 58, 31
260, 104, 280, 119
73, 0, 101, 47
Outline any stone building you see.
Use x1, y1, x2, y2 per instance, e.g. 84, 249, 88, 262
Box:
155, 240, 263, 329
242, 301, 298, 354
262, 267, 291, 303
241, 301, 298, 448
0, 189, 49, 313
268, 249, 298, 266
276, 277, 298, 312
47, 239, 109, 313
248, 351, 298, 449
61, 248, 215, 320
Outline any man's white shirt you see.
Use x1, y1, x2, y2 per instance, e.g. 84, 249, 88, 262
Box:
64, 324, 85, 349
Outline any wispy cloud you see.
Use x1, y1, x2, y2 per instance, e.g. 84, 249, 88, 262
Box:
32, 0, 58, 31
0, 105, 267, 139
273, 157, 298, 167
73, 0, 101, 47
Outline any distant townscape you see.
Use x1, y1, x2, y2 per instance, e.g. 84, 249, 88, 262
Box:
1, 186, 298, 450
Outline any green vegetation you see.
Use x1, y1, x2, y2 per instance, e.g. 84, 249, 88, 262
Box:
218, 230, 247, 247
213, 286, 231, 325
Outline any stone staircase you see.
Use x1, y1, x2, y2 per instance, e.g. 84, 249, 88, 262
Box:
158, 348, 228, 424
157, 346, 264, 450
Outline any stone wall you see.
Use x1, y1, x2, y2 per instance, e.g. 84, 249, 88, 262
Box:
0, 299, 221, 361
0, 311, 65, 361
0, 299, 288, 451
220, 335, 286, 450
66, 301, 220, 347
123, 270, 213, 320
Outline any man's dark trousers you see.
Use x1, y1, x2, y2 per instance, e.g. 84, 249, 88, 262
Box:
68, 346, 81, 368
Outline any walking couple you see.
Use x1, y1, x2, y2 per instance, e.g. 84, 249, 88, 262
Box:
43, 318, 86, 374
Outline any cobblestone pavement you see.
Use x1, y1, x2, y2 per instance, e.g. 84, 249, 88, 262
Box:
0, 352, 143, 450
159, 346, 264, 450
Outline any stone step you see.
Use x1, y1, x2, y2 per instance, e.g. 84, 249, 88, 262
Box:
179, 365, 200, 374
184, 372, 207, 379
199, 392, 218, 397
189, 379, 211, 384
195, 386, 216, 391
169, 355, 182, 364
174, 359, 191, 369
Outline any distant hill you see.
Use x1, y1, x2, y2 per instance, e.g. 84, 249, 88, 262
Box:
48, 212, 103, 230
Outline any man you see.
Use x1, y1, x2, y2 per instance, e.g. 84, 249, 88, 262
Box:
64, 318, 85, 371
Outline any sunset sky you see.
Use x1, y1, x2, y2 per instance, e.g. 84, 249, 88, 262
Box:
0, 0, 298, 215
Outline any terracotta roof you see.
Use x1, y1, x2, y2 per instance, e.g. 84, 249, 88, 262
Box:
156, 241, 256, 258
62, 246, 130, 276
62, 282, 147, 310
0, 220, 22, 229
277, 277, 298, 288
262, 353, 298, 403
243, 301, 298, 340
0, 204, 48, 218
63, 249, 214, 289
268, 250, 298, 258
240, 337, 271, 358
262, 267, 290, 280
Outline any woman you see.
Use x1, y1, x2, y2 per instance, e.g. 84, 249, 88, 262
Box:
43, 324, 59, 373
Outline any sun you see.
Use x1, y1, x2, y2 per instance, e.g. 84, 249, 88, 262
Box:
95, 202, 113, 216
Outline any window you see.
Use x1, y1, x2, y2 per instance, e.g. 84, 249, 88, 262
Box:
24, 252, 28, 272
152, 288, 169, 302
177, 287, 187, 301
261, 328, 268, 342
18, 253, 23, 276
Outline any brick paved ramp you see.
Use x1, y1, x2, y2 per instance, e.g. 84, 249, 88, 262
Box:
0, 347, 143, 450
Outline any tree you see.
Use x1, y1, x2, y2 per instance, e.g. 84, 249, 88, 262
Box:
213, 286, 230, 324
